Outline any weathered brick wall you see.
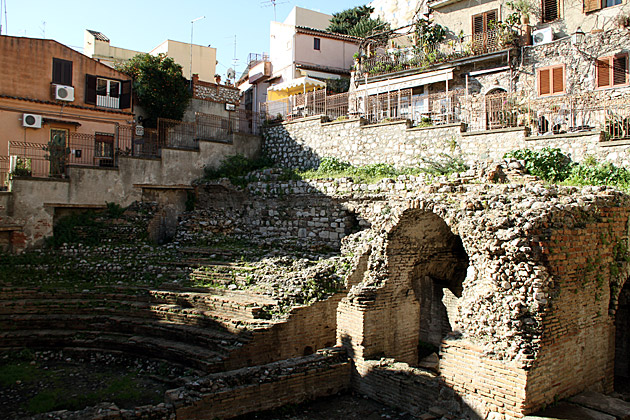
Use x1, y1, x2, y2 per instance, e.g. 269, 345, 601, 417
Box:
171, 349, 351, 419
524, 206, 630, 412
439, 340, 528, 419
263, 115, 630, 169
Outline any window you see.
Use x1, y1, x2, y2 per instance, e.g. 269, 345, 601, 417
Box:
538, 65, 565, 96
542, 0, 559, 22
597, 54, 628, 88
472, 10, 498, 34
314, 37, 321, 50
585, 0, 621, 12
85, 75, 132, 109
52, 58, 73, 86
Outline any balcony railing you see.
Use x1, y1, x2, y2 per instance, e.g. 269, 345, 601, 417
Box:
358, 29, 517, 77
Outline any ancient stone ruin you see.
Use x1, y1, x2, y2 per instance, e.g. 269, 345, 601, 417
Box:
2, 163, 630, 419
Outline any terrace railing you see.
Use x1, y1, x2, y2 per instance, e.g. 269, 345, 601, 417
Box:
359, 29, 517, 77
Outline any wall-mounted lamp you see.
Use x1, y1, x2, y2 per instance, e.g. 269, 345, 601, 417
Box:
571, 27, 585, 45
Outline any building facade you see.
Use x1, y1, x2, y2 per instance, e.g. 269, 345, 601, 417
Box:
0, 35, 134, 187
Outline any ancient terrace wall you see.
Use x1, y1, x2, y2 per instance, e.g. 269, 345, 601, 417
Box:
1, 134, 260, 250
263, 116, 630, 170
190, 170, 630, 419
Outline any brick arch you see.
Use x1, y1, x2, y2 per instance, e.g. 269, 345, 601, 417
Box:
385, 208, 469, 363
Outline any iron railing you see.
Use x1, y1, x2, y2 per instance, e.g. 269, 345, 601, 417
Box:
0, 156, 9, 191
358, 29, 517, 77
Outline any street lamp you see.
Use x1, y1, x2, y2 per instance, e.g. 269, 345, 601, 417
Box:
190, 16, 206, 88
572, 27, 585, 45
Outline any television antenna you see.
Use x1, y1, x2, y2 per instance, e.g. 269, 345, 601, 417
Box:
261, 0, 289, 21
0, 0, 7, 36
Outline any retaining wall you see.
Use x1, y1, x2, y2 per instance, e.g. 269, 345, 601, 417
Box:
263, 116, 630, 170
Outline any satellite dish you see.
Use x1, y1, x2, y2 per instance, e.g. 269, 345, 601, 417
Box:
227, 68, 236, 80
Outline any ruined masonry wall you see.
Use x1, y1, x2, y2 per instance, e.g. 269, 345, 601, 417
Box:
525, 207, 630, 412
263, 116, 630, 169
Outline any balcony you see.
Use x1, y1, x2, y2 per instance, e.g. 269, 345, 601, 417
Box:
357, 29, 518, 77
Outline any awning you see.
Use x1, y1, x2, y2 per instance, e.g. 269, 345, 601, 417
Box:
354, 68, 453, 95
267, 76, 326, 101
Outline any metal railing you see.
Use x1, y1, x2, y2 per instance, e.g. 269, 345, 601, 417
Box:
0, 156, 9, 191
359, 29, 516, 77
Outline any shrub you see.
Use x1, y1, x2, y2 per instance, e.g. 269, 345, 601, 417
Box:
504, 148, 573, 182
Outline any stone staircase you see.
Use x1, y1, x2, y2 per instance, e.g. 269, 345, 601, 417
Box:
0, 284, 281, 373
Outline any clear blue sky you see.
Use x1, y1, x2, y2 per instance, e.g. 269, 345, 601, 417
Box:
1, 0, 369, 79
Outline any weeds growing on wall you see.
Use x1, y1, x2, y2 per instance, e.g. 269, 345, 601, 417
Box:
299, 157, 420, 184
203, 154, 274, 186
505, 148, 630, 190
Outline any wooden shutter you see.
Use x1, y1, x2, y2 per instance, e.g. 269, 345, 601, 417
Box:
613, 55, 627, 86
52, 58, 72, 85
539, 68, 551, 95
584, 0, 602, 13
119, 80, 132, 109
542, 0, 559, 22
472, 14, 484, 34
552, 67, 564, 93
85, 74, 97, 104
597, 57, 611, 88
486, 10, 498, 28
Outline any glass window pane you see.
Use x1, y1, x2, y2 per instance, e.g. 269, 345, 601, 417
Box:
96, 79, 108, 96
109, 81, 121, 97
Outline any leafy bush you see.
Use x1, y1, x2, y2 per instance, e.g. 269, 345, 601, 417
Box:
566, 158, 630, 190
203, 154, 274, 184
318, 157, 352, 173
504, 147, 573, 182
419, 154, 469, 176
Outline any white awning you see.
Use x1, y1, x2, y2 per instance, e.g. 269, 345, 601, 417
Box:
267, 76, 326, 100
355, 68, 454, 95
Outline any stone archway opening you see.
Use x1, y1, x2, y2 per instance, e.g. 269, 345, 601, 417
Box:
388, 210, 469, 366
615, 279, 630, 395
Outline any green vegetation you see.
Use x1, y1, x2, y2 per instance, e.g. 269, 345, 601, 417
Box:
327, 5, 390, 38
505, 148, 630, 190
116, 53, 191, 128
203, 154, 274, 186
300, 157, 417, 184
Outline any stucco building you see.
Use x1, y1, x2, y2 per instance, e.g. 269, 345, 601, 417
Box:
83, 30, 218, 84
238, 7, 361, 119
0, 35, 133, 187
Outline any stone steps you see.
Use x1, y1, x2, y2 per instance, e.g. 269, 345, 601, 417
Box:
0, 329, 226, 372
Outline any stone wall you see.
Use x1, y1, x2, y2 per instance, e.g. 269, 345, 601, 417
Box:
192, 74, 241, 104
263, 115, 630, 170
3, 133, 261, 249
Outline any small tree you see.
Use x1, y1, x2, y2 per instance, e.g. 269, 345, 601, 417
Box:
116, 53, 191, 128
328, 5, 390, 38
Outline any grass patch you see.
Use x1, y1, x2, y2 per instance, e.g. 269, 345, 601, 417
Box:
298, 157, 425, 184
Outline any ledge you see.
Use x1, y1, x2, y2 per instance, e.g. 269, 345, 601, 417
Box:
133, 184, 194, 190
199, 138, 232, 145
599, 138, 630, 147
11, 176, 70, 183
161, 146, 200, 153
277, 115, 327, 126
526, 130, 601, 142
361, 119, 411, 129
0, 225, 22, 232
407, 122, 464, 132
44, 203, 107, 209
321, 117, 363, 127
121, 155, 161, 162
68, 165, 118, 172
462, 126, 528, 137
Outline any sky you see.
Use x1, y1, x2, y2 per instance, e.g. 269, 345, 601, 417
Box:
0, 0, 369, 79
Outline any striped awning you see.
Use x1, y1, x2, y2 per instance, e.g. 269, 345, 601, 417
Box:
267, 76, 326, 101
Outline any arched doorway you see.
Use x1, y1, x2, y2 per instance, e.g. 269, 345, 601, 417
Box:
386, 209, 469, 365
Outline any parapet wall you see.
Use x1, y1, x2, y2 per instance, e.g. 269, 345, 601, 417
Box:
263, 116, 630, 170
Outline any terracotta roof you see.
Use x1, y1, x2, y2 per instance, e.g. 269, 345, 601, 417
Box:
295, 26, 363, 43
87, 30, 110, 42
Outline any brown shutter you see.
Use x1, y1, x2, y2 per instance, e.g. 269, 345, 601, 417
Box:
597, 57, 611, 87
85, 74, 97, 104
472, 14, 484, 34
486, 10, 498, 28
539, 68, 551, 95
120, 80, 132, 109
552, 67, 564, 93
584, 0, 602, 13
613, 55, 627, 86
543, 0, 559, 22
